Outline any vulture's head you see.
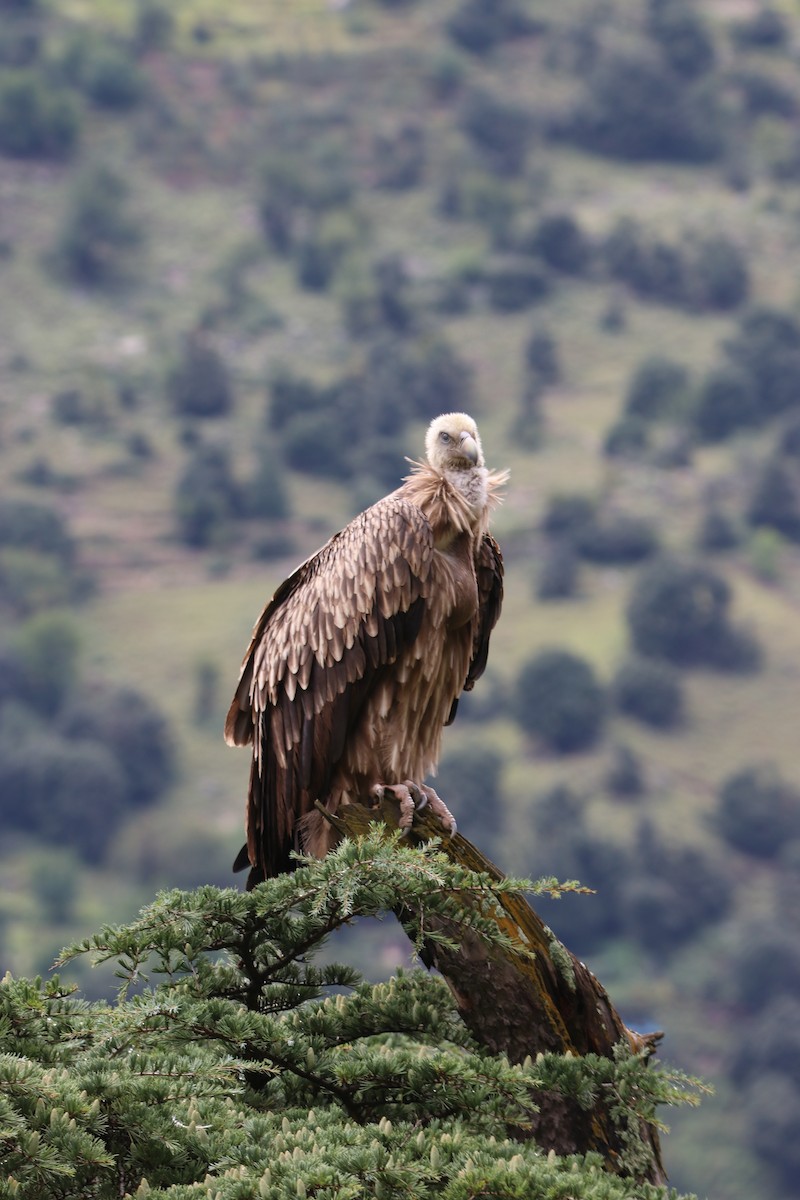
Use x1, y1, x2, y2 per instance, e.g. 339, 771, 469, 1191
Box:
426, 412, 485, 475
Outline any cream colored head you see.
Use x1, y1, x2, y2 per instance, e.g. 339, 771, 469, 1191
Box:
425, 412, 485, 473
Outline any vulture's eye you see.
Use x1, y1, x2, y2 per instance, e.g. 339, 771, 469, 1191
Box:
439, 431, 451, 443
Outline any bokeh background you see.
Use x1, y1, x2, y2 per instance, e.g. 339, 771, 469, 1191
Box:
3, 1, 800, 1195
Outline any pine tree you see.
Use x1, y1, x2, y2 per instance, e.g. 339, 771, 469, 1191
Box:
0, 833, 702, 1199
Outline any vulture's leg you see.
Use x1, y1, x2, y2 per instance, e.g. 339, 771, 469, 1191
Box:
369, 782, 457, 837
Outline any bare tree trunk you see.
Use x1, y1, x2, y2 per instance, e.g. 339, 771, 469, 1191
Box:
324, 796, 666, 1186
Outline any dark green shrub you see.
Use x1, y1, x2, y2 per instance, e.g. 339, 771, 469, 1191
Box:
541, 492, 596, 538
486, 258, 549, 311
174, 443, 243, 547
54, 163, 143, 286
725, 306, 800, 417
80, 46, 144, 110
686, 234, 750, 310
59, 683, 176, 809
747, 1074, 800, 1183
515, 648, 606, 753
524, 326, 561, 385
373, 125, 426, 190
731, 8, 788, 50
243, 443, 290, 519
735, 70, 797, 119
621, 828, 732, 953
167, 332, 235, 419
626, 556, 759, 669
0, 499, 74, 562
536, 541, 579, 601
605, 743, 645, 798
613, 656, 684, 729
625, 356, 689, 420
716, 764, 800, 858
528, 213, 591, 275
747, 455, 800, 541
696, 506, 741, 551
603, 415, 649, 459
282, 409, 352, 480
0, 71, 79, 159
647, 1, 716, 79
257, 152, 353, 253
446, 0, 541, 55
268, 368, 327, 431
460, 88, 532, 175
728, 922, 800, 1012
732, 997, 800, 1086
135, 1, 174, 52
569, 49, 722, 163
575, 512, 659, 565
693, 366, 758, 441
436, 743, 503, 845
11, 611, 81, 717
0, 731, 127, 862
373, 255, 414, 332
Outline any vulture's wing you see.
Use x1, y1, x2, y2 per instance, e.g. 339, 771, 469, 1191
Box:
446, 533, 504, 725
225, 495, 435, 880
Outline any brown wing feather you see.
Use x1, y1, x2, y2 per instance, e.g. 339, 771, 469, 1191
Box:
446, 533, 504, 726
225, 495, 435, 882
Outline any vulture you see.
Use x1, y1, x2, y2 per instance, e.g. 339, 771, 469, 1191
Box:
225, 412, 507, 887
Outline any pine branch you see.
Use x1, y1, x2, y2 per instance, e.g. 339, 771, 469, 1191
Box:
323, 794, 668, 1185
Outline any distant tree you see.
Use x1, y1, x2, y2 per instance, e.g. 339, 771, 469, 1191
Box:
606, 743, 646, 798
134, 1, 174, 52
528, 213, 591, 275
687, 234, 750, 310
0, 499, 75, 563
436, 743, 504, 845
79, 44, 144, 109
515, 648, 606, 753
569, 49, 722, 163
541, 492, 596, 538
731, 8, 789, 51
485, 258, 549, 311
460, 88, 532, 176
725, 306, 800, 418
373, 124, 426, 190
174, 442, 243, 547
747, 454, 800, 541
167, 331, 235, 419
446, 0, 541, 55
524, 325, 561, 386
626, 557, 760, 670
716, 764, 800, 858
0, 728, 127, 861
0, 70, 79, 159
12, 610, 81, 717
243, 442, 290, 519
536, 540, 579, 601
693, 365, 758, 441
647, 0, 716, 79
575, 511, 660, 565
696, 505, 741, 551
53, 162, 143, 286
603, 414, 650, 459
624, 356, 690, 421
613, 656, 684, 729
59, 682, 176, 808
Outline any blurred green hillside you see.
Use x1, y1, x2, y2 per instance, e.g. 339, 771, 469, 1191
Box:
4, 0, 800, 1195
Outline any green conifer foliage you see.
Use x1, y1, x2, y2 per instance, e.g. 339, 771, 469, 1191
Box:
0, 835, 700, 1199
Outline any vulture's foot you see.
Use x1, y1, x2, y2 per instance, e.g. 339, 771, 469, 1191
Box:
369, 781, 457, 837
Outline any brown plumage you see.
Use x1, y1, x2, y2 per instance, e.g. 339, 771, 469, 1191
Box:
225, 412, 507, 888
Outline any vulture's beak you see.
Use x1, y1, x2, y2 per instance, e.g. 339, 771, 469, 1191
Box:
459, 432, 479, 464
